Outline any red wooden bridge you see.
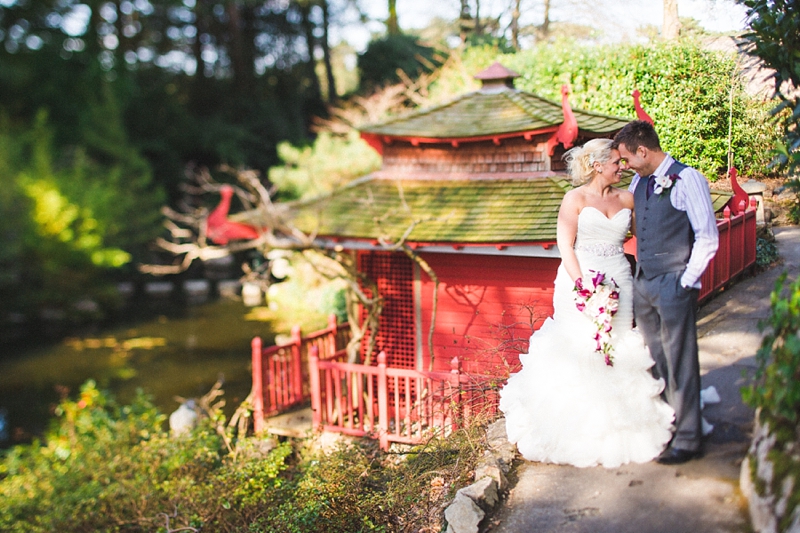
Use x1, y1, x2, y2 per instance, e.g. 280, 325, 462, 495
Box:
250, 199, 758, 449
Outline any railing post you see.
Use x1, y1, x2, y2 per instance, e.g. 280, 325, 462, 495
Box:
723, 206, 732, 285
251, 337, 264, 434
328, 313, 338, 356
309, 346, 322, 429
377, 351, 389, 450
291, 325, 303, 403
747, 197, 758, 268
450, 357, 461, 431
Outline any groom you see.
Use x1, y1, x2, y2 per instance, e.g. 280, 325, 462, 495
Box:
613, 121, 719, 465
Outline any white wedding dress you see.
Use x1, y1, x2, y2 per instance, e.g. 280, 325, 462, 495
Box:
499, 207, 675, 468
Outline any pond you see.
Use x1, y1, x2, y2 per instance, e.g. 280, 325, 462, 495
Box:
0, 296, 278, 448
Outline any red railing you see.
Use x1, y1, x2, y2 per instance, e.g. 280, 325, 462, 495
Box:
309, 349, 500, 450
699, 198, 757, 303
251, 314, 351, 432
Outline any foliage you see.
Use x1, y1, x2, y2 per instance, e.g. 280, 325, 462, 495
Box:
786, 179, 800, 224
499, 39, 779, 181
742, 273, 800, 530
259, 253, 349, 334
269, 130, 381, 201
0, 111, 163, 323
247, 422, 487, 533
736, 0, 800, 173
358, 34, 445, 93
0, 381, 490, 533
756, 237, 780, 268
743, 273, 800, 424
0, 380, 291, 532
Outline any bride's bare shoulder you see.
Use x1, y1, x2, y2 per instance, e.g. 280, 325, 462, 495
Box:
616, 189, 634, 210
561, 188, 586, 210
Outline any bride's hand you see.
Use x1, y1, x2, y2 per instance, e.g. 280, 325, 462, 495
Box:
573, 278, 588, 312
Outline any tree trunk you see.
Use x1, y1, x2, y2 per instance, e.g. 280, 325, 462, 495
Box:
192, 0, 209, 79
459, 0, 473, 43
663, 0, 680, 40
510, 0, 521, 50
541, 0, 551, 38
387, 0, 400, 35
298, 1, 323, 105
320, 0, 337, 103
226, 2, 257, 90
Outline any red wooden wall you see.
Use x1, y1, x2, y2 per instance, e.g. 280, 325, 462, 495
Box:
417, 253, 559, 375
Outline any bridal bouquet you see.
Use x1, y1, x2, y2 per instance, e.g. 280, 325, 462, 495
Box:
573, 270, 620, 366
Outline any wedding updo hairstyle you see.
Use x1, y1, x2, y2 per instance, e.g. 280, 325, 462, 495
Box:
562, 138, 614, 186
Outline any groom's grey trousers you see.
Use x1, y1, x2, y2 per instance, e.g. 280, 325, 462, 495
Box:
633, 270, 702, 451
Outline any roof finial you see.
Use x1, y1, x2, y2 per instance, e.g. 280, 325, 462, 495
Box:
474, 62, 520, 91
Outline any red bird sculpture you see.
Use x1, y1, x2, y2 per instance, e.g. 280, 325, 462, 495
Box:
632, 89, 654, 125
205, 185, 262, 245
557, 84, 579, 149
547, 84, 579, 155
727, 167, 750, 216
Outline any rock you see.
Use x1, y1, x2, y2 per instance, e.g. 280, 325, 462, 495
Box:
475, 453, 509, 491
242, 282, 263, 306
183, 279, 210, 305
458, 476, 498, 509
169, 400, 198, 437
445, 492, 485, 533
145, 281, 174, 298
485, 418, 517, 470
740, 414, 800, 533
217, 280, 241, 299
486, 419, 508, 448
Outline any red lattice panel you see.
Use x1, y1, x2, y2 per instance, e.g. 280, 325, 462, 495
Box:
358, 251, 416, 369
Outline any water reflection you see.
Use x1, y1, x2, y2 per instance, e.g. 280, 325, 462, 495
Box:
0, 298, 276, 447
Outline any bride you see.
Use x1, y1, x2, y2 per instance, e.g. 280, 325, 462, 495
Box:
499, 138, 674, 468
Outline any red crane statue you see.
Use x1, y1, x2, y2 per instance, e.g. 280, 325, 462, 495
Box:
632, 89, 654, 125
727, 167, 750, 216
547, 84, 579, 155
205, 185, 263, 245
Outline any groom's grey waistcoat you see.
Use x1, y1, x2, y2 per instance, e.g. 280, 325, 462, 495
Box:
634, 160, 692, 279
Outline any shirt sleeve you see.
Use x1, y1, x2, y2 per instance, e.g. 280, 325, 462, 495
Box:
628, 174, 641, 193
671, 167, 719, 289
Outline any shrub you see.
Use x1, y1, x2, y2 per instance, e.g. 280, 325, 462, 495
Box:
756, 237, 780, 268
741, 273, 800, 531
0, 381, 293, 532
0, 381, 490, 532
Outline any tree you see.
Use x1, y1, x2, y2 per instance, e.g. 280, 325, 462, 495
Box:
663, 0, 680, 39
736, 0, 800, 174
386, 0, 400, 35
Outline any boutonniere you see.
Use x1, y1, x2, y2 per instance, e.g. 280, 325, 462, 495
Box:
653, 174, 681, 196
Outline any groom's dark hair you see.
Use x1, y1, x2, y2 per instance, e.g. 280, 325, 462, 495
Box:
612, 120, 662, 153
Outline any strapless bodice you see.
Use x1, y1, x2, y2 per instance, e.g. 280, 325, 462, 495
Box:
573, 207, 631, 254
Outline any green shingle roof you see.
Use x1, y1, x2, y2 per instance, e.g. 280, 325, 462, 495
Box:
289, 175, 734, 244
291, 176, 570, 243
360, 88, 630, 140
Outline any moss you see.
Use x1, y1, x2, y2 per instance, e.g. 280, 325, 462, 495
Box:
765, 445, 800, 531
750, 451, 768, 497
